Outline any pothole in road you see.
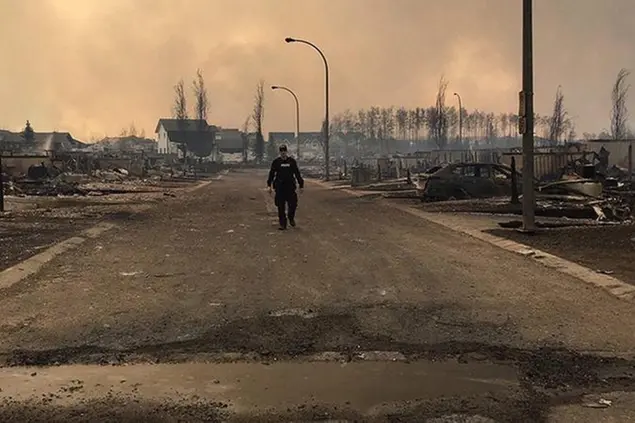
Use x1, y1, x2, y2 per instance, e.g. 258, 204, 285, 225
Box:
268, 308, 319, 319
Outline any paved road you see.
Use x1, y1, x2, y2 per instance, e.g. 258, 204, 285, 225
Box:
1, 168, 635, 422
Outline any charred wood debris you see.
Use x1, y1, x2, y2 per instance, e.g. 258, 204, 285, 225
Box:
0, 152, 217, 200
341, 153, 634, 224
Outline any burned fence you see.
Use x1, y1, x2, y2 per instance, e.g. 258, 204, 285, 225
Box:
500, 151, 594, 182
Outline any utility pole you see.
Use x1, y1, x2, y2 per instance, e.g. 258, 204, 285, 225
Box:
520, 0, 536, 232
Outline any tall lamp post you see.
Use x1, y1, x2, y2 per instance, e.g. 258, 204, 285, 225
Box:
271, 85, 301, 159
453, 92, 463, 145
285, 37, 330, 180
520, 0, 536, 232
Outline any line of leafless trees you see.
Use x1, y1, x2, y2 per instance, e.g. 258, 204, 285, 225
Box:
330, 76, 578, 152
330, 71, 631, 153
330, 105, 574, 151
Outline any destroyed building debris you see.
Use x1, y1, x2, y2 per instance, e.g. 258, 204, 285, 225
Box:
1, 146, 229, 200
335, 146, 634, 223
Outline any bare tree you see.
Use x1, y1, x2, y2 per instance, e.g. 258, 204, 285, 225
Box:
407, 108, 421, 142
432, 76, 449, 149
446, 106, 458, 144
193, 69, 209, 127
367, 107, 380, 146
356, 109, 368, 139
611, 68, 631, 140
379, 106, 395, 154
485, 113, 498, 144
395, 107, 408, 140
241, 115, 250, 163
340, 109, 355, 134
566, 125, 577, 142
500, 113, 509, 139
548, 86, 568, 145
172, 78, 188, 158
508, 113, 519, 138
252, 80, 265, 163
173, 79, 188, 121
191, 69, 211, 159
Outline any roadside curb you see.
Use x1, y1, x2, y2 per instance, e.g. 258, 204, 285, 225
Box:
0, 222, 115, 290
308, 178, 635, 303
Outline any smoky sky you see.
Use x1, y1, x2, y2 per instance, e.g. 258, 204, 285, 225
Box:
0, 0, 633, 140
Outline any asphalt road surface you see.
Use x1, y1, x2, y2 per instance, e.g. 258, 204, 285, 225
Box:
1, 168, 635, 422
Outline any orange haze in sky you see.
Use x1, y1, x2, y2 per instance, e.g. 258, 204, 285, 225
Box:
0, 0, 633, 140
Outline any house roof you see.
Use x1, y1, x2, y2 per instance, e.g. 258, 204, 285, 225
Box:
34, 132, 72, 150
216, 129, 245, 153
0, 130, 85, 151
0, 129, 23, 144
155, 118, 210, 133
166, 129, 218, 157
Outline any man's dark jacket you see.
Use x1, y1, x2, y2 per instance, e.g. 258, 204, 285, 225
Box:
267, 157, 304, 192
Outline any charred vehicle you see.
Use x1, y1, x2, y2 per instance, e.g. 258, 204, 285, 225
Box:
415, 163, 523, 201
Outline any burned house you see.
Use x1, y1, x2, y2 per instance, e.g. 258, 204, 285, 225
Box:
155, 118, 217, 158
86, 136, 158, 154
268, 131, 322, 158
0, 129, 85, 155
0, 130, 22, 153
215, 128, 245, 154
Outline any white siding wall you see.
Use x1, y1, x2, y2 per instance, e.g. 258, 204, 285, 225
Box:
157, 125, 169, 154
157, 124, 179, 155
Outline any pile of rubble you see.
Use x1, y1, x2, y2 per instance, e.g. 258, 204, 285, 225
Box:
2, 162, 178, 198
536, 175, 634, 222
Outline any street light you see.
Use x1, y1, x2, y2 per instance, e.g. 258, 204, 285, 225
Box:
520, 0, 536, 232
453, 92, 463, 145
271, 85, 301, 159
285, 37, 330, 180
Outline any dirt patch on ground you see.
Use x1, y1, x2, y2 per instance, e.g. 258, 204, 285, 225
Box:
388, 196, 635, 283
487, 224, 635, 283
0, 213, 97, 271
0, 179, 201, 271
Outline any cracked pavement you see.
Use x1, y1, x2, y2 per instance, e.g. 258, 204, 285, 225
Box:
1, 169, 635, 422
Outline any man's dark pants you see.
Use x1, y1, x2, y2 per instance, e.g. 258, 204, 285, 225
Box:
274, 188, 298, 228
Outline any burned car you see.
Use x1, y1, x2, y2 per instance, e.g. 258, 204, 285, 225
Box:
415, 162, 522, 201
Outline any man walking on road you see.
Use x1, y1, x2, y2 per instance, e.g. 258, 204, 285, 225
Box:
267, 144, 304, 230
